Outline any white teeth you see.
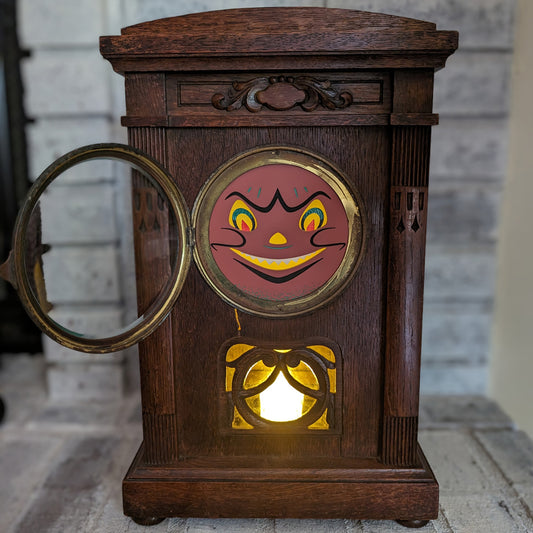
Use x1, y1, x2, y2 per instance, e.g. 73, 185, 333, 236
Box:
229, 247, 326, 271
247, 252, 309, 264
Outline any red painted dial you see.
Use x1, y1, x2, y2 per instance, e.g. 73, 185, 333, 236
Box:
208, 164, 349, 301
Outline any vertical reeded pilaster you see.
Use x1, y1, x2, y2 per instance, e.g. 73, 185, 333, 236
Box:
383, 126, 430, 466
129, 127, 179, 464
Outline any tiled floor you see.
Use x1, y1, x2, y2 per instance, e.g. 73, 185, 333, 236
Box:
1, 354, 533, 532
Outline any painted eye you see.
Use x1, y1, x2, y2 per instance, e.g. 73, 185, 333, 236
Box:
299, 199, 327, 231
229, 200, 257, 232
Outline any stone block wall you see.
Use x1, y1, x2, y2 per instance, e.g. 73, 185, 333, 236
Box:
19, 0, 128, 400
17, 0, 516, 398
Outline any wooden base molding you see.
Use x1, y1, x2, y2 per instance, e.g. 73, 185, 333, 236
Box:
123, 443, 438, 522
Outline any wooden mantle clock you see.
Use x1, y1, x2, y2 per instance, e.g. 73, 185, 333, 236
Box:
1, 8, 457, 528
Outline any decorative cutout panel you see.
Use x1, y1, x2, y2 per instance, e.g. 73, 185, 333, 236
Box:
221, 338, 341, 433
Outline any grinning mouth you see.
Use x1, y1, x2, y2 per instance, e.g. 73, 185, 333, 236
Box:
230, 247, 325, 271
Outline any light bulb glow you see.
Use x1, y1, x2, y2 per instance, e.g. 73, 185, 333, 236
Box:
260, 372, 304, 422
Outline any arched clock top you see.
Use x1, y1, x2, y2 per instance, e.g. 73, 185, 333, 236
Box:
101, 7, 458, 73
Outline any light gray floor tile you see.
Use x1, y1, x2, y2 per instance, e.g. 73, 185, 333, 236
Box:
475, 429, 533, 486
2, 354, 533, 533
275, 519, 347, 532
419, 396, 513, 430
0, 435, 63, 530
420, 430, 506, 495
439, 493, 532, 533
185, 518, 274, 532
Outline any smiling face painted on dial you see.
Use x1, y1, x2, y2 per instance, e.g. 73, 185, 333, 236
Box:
209, 164, 350, 301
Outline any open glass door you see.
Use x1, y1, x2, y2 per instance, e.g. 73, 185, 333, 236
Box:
0, 144, 191, 353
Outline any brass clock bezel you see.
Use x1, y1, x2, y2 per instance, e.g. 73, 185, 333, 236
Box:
192, 146, 366, 318
8, 143, 191, 353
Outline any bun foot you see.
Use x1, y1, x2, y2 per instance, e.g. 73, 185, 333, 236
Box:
396, 519, 430, 528
130, 516, 165, 526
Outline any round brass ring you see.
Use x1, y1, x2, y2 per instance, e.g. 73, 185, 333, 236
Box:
192, 145, 366, 317
11, 143, 191, 353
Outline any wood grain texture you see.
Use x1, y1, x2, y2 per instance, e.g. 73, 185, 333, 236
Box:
123, 445, 438, 520
166, 126, 388, 459
123, 479, 438, 520
105, 55, 456, 74
101, 32, 457, 57
383, 416, 419, 466
125, 73, 166, 117
122, 113, 440, 128
100, 8, 458, 73
121, 8, 438, 35
393, 70, 435, 112
129, 126, 178, 464
101, 5, 457, 522
383, 127, 431, 465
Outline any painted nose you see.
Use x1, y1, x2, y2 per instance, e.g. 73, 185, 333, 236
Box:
269, 232, 288, 245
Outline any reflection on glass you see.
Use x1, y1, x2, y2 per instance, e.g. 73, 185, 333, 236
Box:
22, 159, 179, 341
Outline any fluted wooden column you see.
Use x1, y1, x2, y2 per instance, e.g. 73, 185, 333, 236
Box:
383, 126, 431, 466
129, 126, 179, 464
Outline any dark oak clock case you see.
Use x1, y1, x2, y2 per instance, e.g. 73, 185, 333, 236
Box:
98, 7, 458, 526
9, 7, 459, 528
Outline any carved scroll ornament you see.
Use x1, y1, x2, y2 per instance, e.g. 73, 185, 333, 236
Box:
212, 76, 353, 113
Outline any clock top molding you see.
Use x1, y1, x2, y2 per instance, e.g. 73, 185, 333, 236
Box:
100, 7, 458, 73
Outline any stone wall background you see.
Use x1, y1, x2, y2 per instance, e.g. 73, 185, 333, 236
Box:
18, 0, 516, 398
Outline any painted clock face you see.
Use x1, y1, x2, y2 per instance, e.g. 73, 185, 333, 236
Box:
209, 164, 348, 301
193, 147, 365, 317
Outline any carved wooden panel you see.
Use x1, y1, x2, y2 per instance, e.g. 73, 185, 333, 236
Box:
161, 72, 391, 127
219, 337, 341, 434
211, 76, 360, 112
391, 127, 431, 187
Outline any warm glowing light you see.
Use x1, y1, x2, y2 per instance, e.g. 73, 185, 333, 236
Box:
260, 372, 304, 422
227, 344, 335, 429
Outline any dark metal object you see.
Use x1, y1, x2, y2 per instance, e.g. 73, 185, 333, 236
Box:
0, 0, 40, 353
